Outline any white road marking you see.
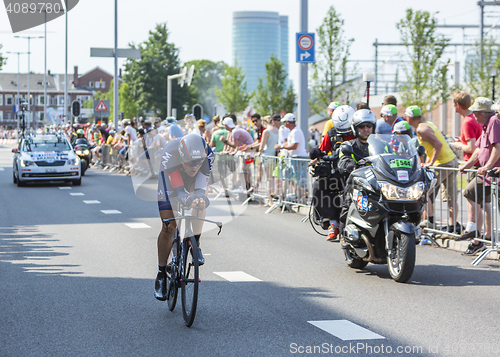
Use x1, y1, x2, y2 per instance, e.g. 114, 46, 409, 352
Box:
124, 223, 151, 229
214, 271, 261, 282
83, 200, 100, 204
308, 320, 385, 341
70, 193, 84, 196
101, 210, 121, 214
0, 168, 4, 171
59, 187, 72, 190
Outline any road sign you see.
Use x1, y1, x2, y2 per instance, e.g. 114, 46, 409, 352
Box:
90, 48, 141, 59
93, 99, 110, 118
296, 32, 315, 63
95, 100, 109, 111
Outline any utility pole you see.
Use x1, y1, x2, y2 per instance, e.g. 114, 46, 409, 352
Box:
298, 0, 309, 138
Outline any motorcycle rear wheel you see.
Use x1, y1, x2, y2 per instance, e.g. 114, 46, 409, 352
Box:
387, 232, 415, 283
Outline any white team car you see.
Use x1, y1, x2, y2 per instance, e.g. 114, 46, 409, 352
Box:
12, 134, 82, 186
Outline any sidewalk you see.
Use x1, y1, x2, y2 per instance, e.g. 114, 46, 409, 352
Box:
424, 231, 500, 260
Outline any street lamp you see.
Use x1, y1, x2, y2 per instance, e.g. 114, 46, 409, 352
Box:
489, 66, 497, 101
363, 73, 375, 109
14, 35, 44, 113
7, 51, 27, 136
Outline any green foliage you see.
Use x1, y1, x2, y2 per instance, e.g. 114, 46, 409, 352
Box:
464, 37, 500, 99
119, 82, 139, 119
123, 23, 190, 118
0, 44, 6, 71
254, 55, 296, 115
184, 59, 226, 118
215, 61, 252, 114
397, 9, 449, 111
82, 98, 94, 109
310, 6, 353, 114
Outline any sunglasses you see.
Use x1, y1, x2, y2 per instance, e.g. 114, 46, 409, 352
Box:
183, 158, 204, 167
358, 124, 374, 129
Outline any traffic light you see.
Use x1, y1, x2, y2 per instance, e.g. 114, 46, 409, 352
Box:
71, 100, 81, 117
192, 104, 203, 120
120, 111, 124, 120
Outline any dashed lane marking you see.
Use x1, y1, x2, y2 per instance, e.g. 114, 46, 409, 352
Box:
59, 187, 72, 189
83, 200, 100, 204
124, 223, 151, 229
0, 168, 4, 171
308, 320, 385, 341
101, 210, 121, 214
70, 193, 85, 196
214, 271, 261, 282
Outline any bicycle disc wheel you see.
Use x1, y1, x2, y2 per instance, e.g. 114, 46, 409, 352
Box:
181, 236, 199, 327
166, 231, 179, 311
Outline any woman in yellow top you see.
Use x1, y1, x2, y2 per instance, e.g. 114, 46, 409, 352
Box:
407, 107, 461, 233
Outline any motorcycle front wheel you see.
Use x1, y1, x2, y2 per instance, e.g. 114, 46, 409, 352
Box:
387, 232, 415, 283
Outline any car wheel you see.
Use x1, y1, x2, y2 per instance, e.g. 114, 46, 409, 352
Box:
17, 177, 25, 187
13, 172, 18, 184
72, 177, 82, 186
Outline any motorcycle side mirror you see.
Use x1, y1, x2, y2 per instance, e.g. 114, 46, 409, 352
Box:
417, 145, 425, 157
342, 144, 354, 156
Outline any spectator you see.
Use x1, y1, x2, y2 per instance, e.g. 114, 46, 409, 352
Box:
356, 102, 369, 110
459, 97, 500, 254
197, 119, 211, 145
322, 101, 341, 137
376, 104, 403, 134
277, 116, 290, 156
210, 117, 228, 153
274, 113, 308, 201
450, 91, 483, 241
407, 106, 461, 233
221, 116, 254, 190
251, 113, 265, 142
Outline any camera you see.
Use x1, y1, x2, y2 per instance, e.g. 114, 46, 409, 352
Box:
311, 161, 333, 178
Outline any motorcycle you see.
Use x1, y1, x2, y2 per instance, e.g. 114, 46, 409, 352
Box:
340, 134, 436, 283
73, 138, 92, 176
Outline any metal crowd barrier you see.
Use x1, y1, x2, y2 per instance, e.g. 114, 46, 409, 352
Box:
423, 165, 500, 265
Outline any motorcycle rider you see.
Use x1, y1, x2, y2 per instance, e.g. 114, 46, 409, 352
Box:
71, 128, 90, 147
309, 105, 356, 241
337, 109, 377, 234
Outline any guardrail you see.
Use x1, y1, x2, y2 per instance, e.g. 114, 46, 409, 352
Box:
89, 142, 500, 264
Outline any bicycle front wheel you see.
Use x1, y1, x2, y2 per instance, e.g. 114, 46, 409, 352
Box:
181, 236, 199, 327
166, 234, 179, 312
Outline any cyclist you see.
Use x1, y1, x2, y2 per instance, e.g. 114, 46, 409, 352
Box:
155, 134, 214, 301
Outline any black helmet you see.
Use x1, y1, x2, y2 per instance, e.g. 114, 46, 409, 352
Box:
178, 134, 208, 166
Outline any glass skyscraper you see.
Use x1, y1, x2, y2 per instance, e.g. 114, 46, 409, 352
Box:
233, 11, 289, 94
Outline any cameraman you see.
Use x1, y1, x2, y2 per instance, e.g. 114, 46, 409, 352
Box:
309, 106, 356, 241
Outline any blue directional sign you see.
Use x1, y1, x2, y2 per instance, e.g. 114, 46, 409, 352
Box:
296, 32, 315, 63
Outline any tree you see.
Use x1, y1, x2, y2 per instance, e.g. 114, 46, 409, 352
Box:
123, 23, 190, 118
0, 44, 6, 71
184, 59, 226, 118
310, 6, 353, 114
119, 82, 139, 119
215, 61, 252, 114
397, 9, 449, 111
464, 37, 500, 98
254, 55, 296, 115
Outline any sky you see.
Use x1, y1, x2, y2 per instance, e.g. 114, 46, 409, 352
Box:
0, 0, 495, 94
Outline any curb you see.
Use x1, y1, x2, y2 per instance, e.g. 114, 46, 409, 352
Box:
430, 235, 500, 260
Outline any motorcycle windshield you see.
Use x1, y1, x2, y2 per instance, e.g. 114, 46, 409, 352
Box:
74, 139, 88, 147
367, 134, 421, 183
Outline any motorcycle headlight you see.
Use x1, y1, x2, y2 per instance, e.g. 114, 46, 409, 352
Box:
83, 150, 90, 155
379, 181, 424, 201
20, 159, 34, 167
75, 150, 82, 155
67, 158, 79, 166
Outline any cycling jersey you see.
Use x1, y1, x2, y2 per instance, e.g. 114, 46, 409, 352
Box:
157, 138, 214, 211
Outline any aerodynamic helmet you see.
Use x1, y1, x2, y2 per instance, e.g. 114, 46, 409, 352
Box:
178, 133, 208, 166
332, 105, 355, 134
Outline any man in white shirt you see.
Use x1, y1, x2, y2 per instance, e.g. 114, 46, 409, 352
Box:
274, 113, 308, 202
